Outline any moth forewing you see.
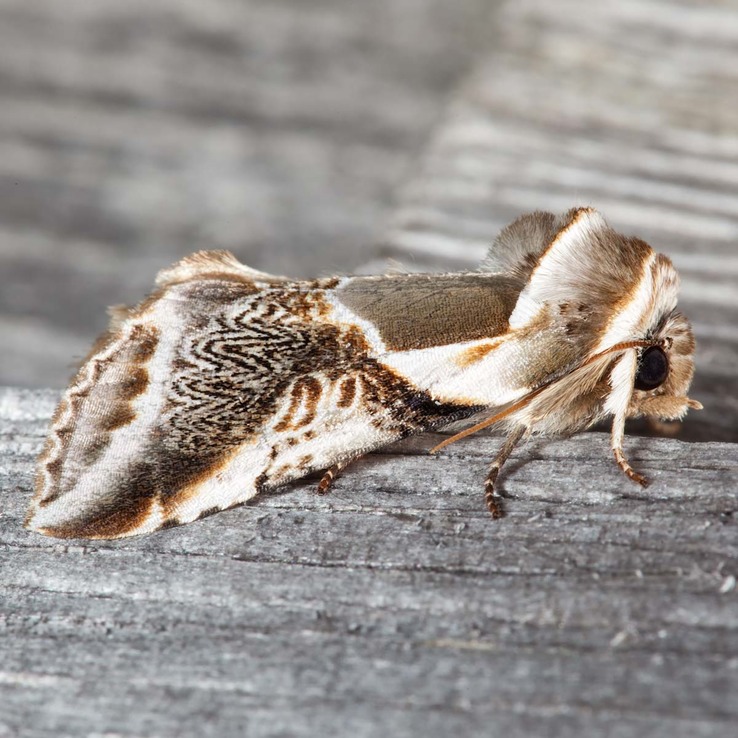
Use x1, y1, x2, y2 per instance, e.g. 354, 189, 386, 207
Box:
27, 207, 700, 539
27, 265, 485, 539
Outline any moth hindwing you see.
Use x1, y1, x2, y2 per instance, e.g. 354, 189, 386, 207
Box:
27, 208, 699, 539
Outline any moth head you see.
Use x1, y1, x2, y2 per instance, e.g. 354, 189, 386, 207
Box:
627, 310, 699, 421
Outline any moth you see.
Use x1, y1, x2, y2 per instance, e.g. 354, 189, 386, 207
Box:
27, 207, 701, 539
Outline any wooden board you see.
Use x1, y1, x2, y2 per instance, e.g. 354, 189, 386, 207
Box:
1, 388, 737, 737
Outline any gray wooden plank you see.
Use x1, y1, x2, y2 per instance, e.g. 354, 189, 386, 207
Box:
1, 388, 737, 738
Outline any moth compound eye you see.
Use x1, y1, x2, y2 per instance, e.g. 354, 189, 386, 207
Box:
634, 346, 669, 391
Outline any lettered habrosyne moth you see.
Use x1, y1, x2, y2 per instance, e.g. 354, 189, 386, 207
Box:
27, 207, 701, 539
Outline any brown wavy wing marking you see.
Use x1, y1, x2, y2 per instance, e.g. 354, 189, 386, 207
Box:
337, 376, 357, 408
63, 279, 370, 534
273, 376, 324, 432
262, 349, 485, 490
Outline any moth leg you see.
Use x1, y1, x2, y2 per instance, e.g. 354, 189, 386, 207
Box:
613, 448, 649, 487
484, 425, 527, 519
316, 458, 356, 495
611, 414, 649, 487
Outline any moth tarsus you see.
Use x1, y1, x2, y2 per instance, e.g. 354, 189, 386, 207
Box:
316, 468, 335, 495
613, 448, 650, 488
484, 489, 505, 520
316, 460, 351, 495
27, 207, 700, 539
484, 471, 506, 519
483, 425, 527, 518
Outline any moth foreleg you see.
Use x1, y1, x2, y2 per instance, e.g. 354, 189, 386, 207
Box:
316, 457, 357, 495
613, 447, 649, 488
611, 414, 649, 488
484, 425, 527, 518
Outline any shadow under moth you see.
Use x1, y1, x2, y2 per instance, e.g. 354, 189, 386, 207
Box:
27, 207, 701, 539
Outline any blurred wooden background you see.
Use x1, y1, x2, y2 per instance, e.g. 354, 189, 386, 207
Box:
1, 1, 736, 737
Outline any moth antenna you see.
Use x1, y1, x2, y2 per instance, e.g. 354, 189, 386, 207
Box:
429, 388, 545, 454
580, 337, 670, 369
430, 337, 671, 455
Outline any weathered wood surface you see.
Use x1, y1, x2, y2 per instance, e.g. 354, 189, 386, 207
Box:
1, 388, 737, 738
2, 0, 738, 737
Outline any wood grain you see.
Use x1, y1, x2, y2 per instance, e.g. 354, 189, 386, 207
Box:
1, 388, 737, 737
